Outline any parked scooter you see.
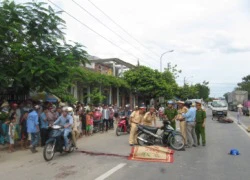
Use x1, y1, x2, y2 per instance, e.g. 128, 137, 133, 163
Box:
93, 120, 101, 133
43, 125, 75, 161
116, 116, 130, 136
137, 121, 185, 150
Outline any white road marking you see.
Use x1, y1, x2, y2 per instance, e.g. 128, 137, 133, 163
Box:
228, 115, 250, 138
95, 163, 126, 180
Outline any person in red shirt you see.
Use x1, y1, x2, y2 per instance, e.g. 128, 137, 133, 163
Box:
93, 108, 102, 120
93, 108, 102, 132
86, 111, 93, 136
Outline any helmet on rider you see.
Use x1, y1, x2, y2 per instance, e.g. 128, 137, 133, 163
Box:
61, 106, 69, 117
67, 107, 74, 116
167, 100, 174, 104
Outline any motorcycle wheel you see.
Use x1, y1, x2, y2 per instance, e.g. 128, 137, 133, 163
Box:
69, 146, 75, 153
68, 140, 75, 153
169, 134, 185, 150
43, 143, 55, 161
137, 132, 151, 146
116, 127, 122, 136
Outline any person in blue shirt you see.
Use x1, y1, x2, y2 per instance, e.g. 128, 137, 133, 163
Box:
40, 108, 49, 147
53, 107, 73, 151
182, 102, 197, 148
27, 105, 40, 153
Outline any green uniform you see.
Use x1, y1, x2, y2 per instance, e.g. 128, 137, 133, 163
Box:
0, 111, 9, 122
164, 108, 178, 130
195, 109, 206, 145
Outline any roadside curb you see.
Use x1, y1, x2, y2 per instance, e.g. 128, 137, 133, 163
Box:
228, 114, 250, 137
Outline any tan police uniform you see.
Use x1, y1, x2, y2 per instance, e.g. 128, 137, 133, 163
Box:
143, 112, 156, 126
72, 115, 80, 148
177, 103, 188, 145
129, 110, 143, 145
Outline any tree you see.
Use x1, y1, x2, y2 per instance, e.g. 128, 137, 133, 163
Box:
0, 1, 89, 94
176, 84, 198, 100
123, 66, 175, 99
223, 93, 229, 102
164, 63, 182, 79
237, 75, 250, 98
86, 88, 106, 106
195, 81, 210, 100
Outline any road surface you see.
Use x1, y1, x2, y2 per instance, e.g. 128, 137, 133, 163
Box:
1, 109, 250, 180
228, 110, 250, 128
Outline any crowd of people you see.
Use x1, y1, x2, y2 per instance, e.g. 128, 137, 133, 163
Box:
0, 99, 207, 153
0, 100, 132, 153
128, 100, 207, 148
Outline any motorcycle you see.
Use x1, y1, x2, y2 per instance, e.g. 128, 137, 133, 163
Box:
116, 116, 130, 136
137, 121, 185, 150
43, 125, 75, 161
93, 120, 101, 133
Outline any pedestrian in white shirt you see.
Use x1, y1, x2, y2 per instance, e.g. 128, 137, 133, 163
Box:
237, 104, 243, 124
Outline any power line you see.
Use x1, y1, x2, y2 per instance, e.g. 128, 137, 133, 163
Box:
48, 0, 152, 67
87, 0, 160, 58
71, 0, 158, 64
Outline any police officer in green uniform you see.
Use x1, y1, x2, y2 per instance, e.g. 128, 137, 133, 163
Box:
164, 101, 178, 130
195, 101, 206, 146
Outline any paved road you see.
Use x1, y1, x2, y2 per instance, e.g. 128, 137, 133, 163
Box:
228, 110, 250, 127
1, 109, 250, 180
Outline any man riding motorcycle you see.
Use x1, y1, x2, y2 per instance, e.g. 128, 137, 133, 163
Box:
53, 107, 73, 151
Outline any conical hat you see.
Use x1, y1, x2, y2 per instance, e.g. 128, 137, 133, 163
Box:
237, 104, 243, 108
1, 101, 9, 108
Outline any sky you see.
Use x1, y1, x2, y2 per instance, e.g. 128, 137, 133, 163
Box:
17, 0, 250, 97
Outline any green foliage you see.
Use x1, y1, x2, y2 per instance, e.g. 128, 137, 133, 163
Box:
176, 81, 210, 100
47, 66, 129, 103
237, 75, 250, 98
71, 67, 129, 88
0, 0, 89, 94
195, 81, 210, 100
86, 88, 106, 106
48, 81, 77, 104
223, 93, 229, 102
123, 66, 176, 99
164, 63, 182, 79
176, 84, 198, 100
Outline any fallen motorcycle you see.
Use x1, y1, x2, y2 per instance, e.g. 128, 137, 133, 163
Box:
137, 121, 185, 150
43, 125, 75, 161
116, 116, 130, 136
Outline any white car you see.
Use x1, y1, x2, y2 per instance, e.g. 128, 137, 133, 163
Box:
211, 101, 228, 117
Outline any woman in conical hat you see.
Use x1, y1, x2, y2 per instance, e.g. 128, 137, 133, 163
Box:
237, 104, 243, 124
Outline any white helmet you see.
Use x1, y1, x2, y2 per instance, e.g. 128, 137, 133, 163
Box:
67, 107, 73, 112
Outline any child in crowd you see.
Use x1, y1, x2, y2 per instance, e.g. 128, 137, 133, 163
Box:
90, 115, 94, 135
86, 111, 92, 136
8, 116, 16, 152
